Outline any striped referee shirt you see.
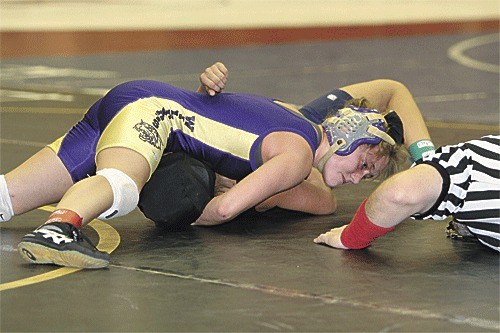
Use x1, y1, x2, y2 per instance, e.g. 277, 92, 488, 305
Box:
412, 135, 500, 252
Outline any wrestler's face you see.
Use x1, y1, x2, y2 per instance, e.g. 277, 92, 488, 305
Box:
322, 144, 388, 188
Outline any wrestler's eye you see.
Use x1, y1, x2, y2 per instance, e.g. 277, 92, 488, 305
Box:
360, 161, 375, 180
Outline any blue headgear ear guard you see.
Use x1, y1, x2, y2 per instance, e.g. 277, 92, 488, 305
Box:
317, 106, 396, 172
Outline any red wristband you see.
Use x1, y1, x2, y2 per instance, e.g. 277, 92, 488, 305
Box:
46, 209, 83, 229
340, 199, 395, 249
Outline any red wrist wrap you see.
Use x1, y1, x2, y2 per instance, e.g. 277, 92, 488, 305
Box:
340, 199, 395, 249
46, 209, 83, 229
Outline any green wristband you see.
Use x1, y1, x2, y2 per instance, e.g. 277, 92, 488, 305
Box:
408, 139, 435, 162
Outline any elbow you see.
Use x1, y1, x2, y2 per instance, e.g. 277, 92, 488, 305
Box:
212, 196, 241, 222
378, 173, 417, 207
387, 80, 411, 97
373, 79, 407, 91
321, 194, 338, 215
313, 192, 338, 215
329, 196, 338, 213
386, 187, 410, 207
316, 204, 337, 216
371, 79, 411, 106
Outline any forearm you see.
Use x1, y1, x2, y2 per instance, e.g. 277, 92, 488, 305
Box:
382, 81, 437, 161
194, 152, 311, 225
364, 181, 416, 228
315, 190, 407, 250
366, 165, 442, 228
342, 79, 432, 152
382, 80, 431, 146
339, 182, 423, 249
315, 165, 443, 249
256, 180, 336, 215
256, 168, 337, 214
345, 166, 443, 247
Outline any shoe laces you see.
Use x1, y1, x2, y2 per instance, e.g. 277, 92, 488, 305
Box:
68, 224, 100, 251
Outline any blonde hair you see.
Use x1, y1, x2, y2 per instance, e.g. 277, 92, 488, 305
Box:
344, 97, 409, 180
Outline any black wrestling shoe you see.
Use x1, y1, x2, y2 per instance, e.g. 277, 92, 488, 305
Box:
446, 220, 477, 242
18, 222, 110, 269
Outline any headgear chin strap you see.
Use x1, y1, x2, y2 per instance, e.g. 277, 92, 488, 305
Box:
317, 106, 396, 172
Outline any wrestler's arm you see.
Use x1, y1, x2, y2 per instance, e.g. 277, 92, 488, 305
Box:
340, 79, 431, 148
314, 164, 442, 249
192, 132, 313, 226
197, 62, 228, 96
255, 167, 337, 215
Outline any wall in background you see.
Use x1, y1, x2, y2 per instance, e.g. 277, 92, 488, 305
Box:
0, 0, 498, 58
1, 0, 499, 31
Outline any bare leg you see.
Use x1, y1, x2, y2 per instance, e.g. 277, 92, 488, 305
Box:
55, 147, 151, 225
5, 147, 73, 215
18, 147, 151, 268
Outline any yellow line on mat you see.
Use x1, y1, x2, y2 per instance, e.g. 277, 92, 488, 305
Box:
425, 120, 499, 132
0, 107, 87, 114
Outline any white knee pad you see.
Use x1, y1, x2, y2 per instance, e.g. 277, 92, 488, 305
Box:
96, 168, 139, 220
0, 175, 14, 222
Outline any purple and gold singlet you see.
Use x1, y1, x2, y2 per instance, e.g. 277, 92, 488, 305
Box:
48, 80, 322, 183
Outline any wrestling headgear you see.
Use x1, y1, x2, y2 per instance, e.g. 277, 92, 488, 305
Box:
317, 106, 396, 172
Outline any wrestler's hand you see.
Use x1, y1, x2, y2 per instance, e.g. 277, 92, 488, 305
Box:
199, 62, 228, 96
214, 173, 236, 196
313, 225, 349, 249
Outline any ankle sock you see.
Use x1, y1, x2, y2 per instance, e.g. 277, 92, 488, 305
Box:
0, 175, 14, 222
46, 209, 83, 229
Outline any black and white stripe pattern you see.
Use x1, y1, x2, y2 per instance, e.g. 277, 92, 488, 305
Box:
413, 135, 500, 252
